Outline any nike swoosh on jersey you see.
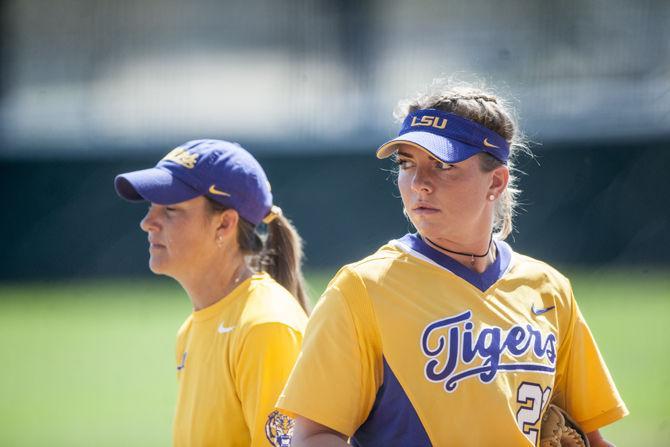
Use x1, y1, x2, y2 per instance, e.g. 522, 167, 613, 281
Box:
531, 305, 556, 315
218, 323, 236, 334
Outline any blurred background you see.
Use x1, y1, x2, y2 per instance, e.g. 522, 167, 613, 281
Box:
1, 0, 668, 445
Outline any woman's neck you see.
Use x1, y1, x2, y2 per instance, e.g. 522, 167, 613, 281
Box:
181, 257, 254, 312
423, 233, 497, 274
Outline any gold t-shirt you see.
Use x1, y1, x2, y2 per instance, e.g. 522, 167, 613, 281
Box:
174, 272, 307, 447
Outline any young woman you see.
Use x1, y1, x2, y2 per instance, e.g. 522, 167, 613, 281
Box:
115, 139, 308, 447
278, 81, 627, 446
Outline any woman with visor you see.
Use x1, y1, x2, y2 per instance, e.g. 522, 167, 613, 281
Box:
277, 81, 627, 446
115, 139, 307, 447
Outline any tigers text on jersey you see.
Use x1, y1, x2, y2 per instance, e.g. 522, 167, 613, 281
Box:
278, 234, 627, 446
174, 272, 307, 447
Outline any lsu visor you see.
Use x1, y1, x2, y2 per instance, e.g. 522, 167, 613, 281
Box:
376, 109, 510, 164
114, 139, 273, 226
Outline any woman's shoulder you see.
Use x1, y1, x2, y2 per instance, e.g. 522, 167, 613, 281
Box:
334, 240, 408, 282
237, 273, 308, 334
507, 249, 572, 292
313, 241, 409, 315
176, 314, 194, 339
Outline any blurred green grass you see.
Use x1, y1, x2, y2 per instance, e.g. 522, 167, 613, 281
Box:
0, 269, 668, 446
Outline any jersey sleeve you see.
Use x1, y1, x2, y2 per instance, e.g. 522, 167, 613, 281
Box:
276, 267, 383, 437
551, 287, 629, 433
234, 322, 303, 447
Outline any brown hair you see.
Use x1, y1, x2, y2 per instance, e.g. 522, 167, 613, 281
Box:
207, 200, 309, 313
395, 78, 531, 239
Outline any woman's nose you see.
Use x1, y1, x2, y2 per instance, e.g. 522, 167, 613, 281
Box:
411, 167, 434, 194
140, 207, 159, 233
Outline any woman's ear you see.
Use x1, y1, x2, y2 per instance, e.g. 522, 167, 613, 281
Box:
488, 165, 509, 198
214, 209, 239, 241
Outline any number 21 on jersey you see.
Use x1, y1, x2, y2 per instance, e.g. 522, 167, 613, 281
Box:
516, 382, 552, 445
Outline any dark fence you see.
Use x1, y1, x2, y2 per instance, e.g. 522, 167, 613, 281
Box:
1, 139, 668, 280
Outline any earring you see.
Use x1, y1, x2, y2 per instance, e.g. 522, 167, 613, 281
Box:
216, 236, 223, 247
488, 194, 495, 201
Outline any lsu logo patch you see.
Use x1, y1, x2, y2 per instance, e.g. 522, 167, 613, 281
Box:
162, 147, 199, 169
265, 410, 294, 447
410, 115, 447, 129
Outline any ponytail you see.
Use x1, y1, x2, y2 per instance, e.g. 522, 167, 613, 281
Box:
206, 199, 310, 313
260, 213, 309, 313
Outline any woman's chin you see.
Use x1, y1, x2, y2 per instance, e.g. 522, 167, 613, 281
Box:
148, 257, 170, 275
411, 220, 442, 239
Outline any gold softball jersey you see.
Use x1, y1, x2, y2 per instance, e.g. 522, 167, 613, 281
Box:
278, 234, 627, 446
174, 272, 307, 447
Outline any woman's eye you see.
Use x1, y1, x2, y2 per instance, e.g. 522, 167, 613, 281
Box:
436, 161, 454, 171
395, 158, 414, 169
165, 207, 176, 212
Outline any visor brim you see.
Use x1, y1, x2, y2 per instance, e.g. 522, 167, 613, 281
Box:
376, 131, 482, 164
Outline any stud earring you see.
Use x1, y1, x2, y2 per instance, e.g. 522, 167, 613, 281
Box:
488, 194, 495, 201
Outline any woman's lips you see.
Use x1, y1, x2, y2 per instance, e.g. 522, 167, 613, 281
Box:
149, 241, 166, 250
412, 205, 440, 215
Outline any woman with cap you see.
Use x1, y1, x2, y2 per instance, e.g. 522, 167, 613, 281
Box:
277, 81, 627, 446
115, 139, 308, 447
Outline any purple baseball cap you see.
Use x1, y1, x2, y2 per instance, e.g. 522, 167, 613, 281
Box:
114, 139, 273, 226
376, 109, 510, 164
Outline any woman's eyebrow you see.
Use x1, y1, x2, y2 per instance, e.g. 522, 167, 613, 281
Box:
397, 150, 413, 158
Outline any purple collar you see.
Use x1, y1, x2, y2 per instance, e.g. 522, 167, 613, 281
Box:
397, 233, 512, 292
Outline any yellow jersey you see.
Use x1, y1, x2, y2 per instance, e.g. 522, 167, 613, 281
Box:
174, 272, 307, 447
278, 234, 627, 446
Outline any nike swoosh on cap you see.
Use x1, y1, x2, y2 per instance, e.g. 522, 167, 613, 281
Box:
209, 185, 231, 196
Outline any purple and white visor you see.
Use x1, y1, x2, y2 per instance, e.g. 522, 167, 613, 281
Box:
376, 109, 510, 164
